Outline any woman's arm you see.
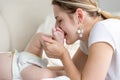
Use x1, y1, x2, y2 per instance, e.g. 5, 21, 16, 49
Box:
72, 48, 88, 72
81, 42, 113, 80
42, 35, 114, 80
61, 42, 113, 80
47, 48, 88, 74
47, 49, 86, 76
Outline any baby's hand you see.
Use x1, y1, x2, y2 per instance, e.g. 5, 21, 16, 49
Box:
52, 27, 64, 45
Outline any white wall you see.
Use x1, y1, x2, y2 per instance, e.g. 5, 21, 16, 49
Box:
98, 0, 120, 12
0, 0, 53, 51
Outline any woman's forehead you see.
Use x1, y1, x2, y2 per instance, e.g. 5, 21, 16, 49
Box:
53, 5, 66, 14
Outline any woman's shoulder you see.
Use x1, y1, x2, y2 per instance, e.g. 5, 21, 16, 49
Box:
88, 18, 120, 49
95, 18, 120, 27
92, 18, 120, 32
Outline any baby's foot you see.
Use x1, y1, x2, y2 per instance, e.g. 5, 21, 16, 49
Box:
52, 27, 64, 44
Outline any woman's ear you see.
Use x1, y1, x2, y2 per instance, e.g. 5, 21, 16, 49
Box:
75, 8, 84, 24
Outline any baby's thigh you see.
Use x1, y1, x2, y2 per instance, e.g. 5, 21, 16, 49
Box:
0, 53, 12, 80
21, 65, 58, 80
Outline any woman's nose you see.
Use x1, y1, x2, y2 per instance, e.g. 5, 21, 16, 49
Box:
55, 23, 59, 28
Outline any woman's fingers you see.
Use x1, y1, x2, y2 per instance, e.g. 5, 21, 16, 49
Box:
41, 36, 55, 47
39, 32, 67, 59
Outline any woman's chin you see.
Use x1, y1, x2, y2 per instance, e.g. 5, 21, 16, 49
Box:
66, 39, 75, 45
65, 35, 76, 44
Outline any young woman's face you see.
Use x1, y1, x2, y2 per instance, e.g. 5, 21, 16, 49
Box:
53, 5, 79, 44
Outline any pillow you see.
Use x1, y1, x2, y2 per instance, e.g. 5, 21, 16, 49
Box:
37, 14, 80, 66
0, 15, 10, 52
37, 14, 55, 35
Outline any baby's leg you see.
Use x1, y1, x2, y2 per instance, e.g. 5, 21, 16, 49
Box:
21, 65, 59, 80
18, 51, 59, 80
52, 27, 64, 44
0, 53, 12, 80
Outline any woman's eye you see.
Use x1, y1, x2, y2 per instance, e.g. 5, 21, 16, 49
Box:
56, 20, 62, 26
58, 20, 62, 23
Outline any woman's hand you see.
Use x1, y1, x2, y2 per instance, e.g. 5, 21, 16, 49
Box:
41, 35, 68, 59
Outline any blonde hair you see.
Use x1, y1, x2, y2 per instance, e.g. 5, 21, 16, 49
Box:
52, 0, 120, 19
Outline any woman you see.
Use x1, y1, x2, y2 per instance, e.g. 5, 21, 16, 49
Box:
41, 0, 120, 80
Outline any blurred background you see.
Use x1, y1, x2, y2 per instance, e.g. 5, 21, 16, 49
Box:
98, 0, 120, 13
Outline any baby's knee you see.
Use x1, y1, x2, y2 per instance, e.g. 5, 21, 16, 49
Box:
41, 68, 58, 78
21, 66, 57, 80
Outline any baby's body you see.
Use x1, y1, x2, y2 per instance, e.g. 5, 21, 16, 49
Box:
0, 51, 58, 80
0, 27, 65, 80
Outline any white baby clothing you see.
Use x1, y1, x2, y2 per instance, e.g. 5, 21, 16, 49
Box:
12, 50, 48, 80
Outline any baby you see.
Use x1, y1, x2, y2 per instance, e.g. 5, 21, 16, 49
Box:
0, 27, 65, 80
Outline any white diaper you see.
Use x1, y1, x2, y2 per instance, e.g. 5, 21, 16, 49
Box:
12, 50, 48, 80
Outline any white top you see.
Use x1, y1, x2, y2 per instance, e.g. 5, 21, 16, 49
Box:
80, 19, 120, 80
